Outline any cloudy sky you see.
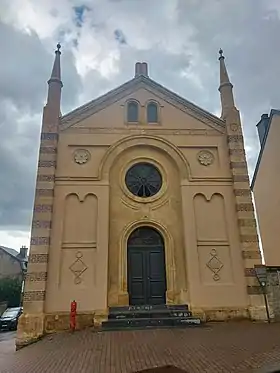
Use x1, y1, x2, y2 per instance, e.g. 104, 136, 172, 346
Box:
0, 0, 279, 250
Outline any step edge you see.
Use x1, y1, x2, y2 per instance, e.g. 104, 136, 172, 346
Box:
103, 317, 201, 324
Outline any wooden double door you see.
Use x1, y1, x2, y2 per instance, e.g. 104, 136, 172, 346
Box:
127, 227, 167, 306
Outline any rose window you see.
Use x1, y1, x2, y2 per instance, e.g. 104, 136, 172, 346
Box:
125, 162, 162, 198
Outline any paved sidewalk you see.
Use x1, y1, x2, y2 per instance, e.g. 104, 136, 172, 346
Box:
0, 332, 16, 367
1, 322, 280, 373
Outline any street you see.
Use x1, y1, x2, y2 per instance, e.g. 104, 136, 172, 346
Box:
0, 331, 16, 366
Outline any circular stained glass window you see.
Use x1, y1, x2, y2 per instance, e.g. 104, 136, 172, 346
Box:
125, 162, 162, 198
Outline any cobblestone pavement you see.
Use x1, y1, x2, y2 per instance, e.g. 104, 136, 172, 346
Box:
1, 322, 280, 373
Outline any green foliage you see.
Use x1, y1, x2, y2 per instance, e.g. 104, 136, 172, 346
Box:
0, 277, 22, 307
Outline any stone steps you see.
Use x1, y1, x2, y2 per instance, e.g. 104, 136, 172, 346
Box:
109, 304, 189, 313
102, 304, 202, 331
108, 309, 192, 320
103, 316, 201, 329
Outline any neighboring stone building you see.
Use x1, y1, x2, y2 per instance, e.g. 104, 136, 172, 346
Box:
0, 245, 28, 280
251, 111, 280, 321
251, 110, 280, 266
17, 46, 266, 348
265, 266, 280, 321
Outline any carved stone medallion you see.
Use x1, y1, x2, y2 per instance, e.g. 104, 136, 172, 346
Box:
197, 150, 214, 166
230, 123, 238, 132
74, 149, 90, 165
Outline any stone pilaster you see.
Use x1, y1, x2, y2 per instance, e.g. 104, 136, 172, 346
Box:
24, 129, 57, 308
226, 108, 266, 320
17, 45, 62, 349
16, 112, 58, 348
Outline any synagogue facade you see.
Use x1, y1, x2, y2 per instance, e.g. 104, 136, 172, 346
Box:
17, 47, 266, 348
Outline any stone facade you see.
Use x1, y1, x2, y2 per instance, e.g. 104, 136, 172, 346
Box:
0, 248, 23, 280
252, 110, 280, 266
16, 51, 266, 349
266, 266, 280, 321
0, 246, 27, 281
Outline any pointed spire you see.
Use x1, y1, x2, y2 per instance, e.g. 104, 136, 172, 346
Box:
46, 44, 63, 116
48, 43, 63, 87
219, 49, 232, 87
218, 49, 235, 119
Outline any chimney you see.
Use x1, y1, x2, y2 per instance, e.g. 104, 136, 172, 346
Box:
141, 62, 148, 76
134, 62, 149, 77
256, 113, 269, 145
135, 62, 142, 77
19, 245, 28, 260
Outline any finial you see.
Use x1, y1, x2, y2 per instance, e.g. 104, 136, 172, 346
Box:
219, 48, 224, 60
56, 43, 61, 54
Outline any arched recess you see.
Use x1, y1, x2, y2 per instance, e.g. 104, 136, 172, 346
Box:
193, 192, 228, 242
62, 193, 98, 245
99, 135, 191, 182
118, 219, 176, 305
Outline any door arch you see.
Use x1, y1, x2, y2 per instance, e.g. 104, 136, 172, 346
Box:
127, 226, 167, 305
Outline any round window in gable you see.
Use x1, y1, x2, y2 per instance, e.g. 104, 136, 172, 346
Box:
125, 162, 162, 198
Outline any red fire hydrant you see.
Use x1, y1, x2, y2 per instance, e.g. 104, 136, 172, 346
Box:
70, 300, 77, 332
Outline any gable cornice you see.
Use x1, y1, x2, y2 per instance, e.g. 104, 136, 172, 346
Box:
138, 78, 225, 134
60, 75, 225, 133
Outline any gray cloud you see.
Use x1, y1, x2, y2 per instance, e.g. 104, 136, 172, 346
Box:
0, 23, 48, 111
0, 20, 81, 230
0, 0, 279, 242
175, 0, 280, 170
0, 104, 38, 230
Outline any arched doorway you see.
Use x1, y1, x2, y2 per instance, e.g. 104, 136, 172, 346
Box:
127, 227, 167, 306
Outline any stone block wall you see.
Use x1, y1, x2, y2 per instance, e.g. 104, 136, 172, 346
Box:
266, 266, 280, 321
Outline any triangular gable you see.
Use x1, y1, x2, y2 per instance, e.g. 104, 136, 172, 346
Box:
60, 75, 225, 133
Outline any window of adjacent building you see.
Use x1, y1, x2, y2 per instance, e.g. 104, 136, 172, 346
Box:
147, 102, 158, 123
127, 101, 139, 122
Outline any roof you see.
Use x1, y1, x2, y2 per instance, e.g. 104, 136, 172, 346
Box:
0, 246, 28, 273
0, 246, 20, 258
60, 74, 225, 132
251, 109, 280, 189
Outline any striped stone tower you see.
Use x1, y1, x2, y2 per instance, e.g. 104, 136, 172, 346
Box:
218, 49, 266, 320
16, 44, 62, 348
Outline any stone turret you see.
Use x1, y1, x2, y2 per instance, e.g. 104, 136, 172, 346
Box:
16, 44, 63, 350
218, 49, 266, 321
